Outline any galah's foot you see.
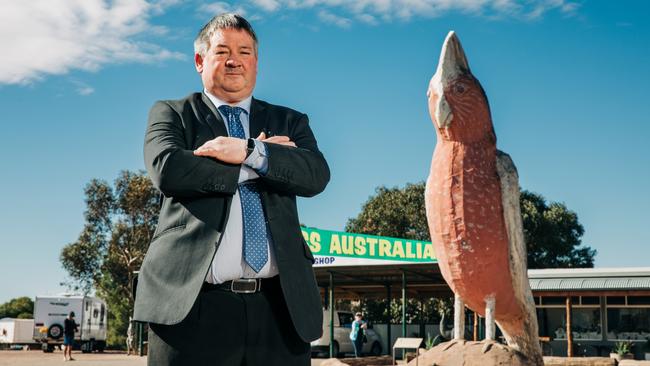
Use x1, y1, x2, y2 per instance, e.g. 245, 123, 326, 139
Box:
443, 339, 466, 351
480, 339, 509, 354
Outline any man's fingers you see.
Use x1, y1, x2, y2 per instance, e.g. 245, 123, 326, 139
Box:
194, 145, 215, 155
265, 135, 290, 143
257, 132, 266, 140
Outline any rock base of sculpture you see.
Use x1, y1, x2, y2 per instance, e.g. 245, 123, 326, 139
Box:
406, 340, 529, 366
321, 356, 394, 366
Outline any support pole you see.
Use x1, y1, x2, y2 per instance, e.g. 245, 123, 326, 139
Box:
402, 271, 407, 338
454, 294, 466, 340
419, 297, 425, 339
566, 296, 573, 357
329, 272, 335, 358
386, 284, 392, 355
137, 322, 144, 356
473, 311, 478, 341
485, 296, 495, 341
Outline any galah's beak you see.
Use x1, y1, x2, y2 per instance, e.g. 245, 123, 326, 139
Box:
430, 31, 471, 129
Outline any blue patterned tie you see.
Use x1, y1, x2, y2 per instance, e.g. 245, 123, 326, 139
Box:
218, 105, 269, 272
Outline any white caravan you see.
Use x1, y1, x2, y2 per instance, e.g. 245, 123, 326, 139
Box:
32, 295, 107, 353
0, 318, 35, 344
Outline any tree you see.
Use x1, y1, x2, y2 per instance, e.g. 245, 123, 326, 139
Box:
346, 182, 596, 269
60, 170, 159, 348
0, 297, 34, 319
520, 190, 596, 268
345, 183, 430, 241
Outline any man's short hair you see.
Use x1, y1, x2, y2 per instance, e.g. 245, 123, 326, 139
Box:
355, 312, 362, 317
194, 13, 258, 56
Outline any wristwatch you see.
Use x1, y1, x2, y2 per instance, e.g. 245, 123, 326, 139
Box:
245, 138, 255, 159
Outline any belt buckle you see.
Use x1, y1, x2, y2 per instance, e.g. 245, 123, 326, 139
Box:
231, 278, 259, 294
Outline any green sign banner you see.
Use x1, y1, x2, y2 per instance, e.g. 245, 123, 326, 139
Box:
300, 227, 437, 267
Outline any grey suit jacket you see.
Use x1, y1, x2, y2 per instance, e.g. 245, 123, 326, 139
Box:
133, 92, 329, 342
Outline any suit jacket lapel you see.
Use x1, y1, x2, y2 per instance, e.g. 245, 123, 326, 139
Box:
249, 97, 267, 138
199, 92, 228, 138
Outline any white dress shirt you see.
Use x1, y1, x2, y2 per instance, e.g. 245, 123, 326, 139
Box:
203, 90, 279, 284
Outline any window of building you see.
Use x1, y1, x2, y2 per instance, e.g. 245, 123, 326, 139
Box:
537, 308, 567, 339
572, 308, 602, 340
607, 307, 650, 340
536, 296, 602, 340
607, 296, 626, 305
628, 296, 650, 306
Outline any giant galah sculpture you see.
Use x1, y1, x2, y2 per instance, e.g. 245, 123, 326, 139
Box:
425, 31, 543, 364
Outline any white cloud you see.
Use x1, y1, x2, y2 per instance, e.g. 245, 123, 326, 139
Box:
251, 0, 281, 12
71, 80, 96, 96
244, 0, 580, 24
0, 0, 184, 85
200, 1, 247, 15
318, 10, 352, 28
356, 13, 378, 25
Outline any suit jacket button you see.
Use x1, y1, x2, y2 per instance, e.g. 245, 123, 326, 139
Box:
220, 184, 226, 190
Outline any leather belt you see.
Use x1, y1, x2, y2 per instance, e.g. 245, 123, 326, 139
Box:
202, 276, 279, 294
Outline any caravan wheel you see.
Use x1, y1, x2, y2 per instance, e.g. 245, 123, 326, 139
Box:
47, 324, 63, 339
81, 341, 93, 353
96, 341, 106, 353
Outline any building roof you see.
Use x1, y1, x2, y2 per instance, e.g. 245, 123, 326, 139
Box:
528, 267, 650, 291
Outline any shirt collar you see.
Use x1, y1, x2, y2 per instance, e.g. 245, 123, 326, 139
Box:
203, 89, 252, 115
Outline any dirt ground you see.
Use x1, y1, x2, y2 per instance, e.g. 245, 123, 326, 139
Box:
0, 350, 146, 366
0, 350, 331, 366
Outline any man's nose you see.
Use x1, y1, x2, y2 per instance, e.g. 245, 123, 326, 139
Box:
225, 58, 241, 67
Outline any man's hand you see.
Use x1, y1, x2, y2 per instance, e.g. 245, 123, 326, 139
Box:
258, 132, 296, 147
193, 132, 296, 164
193, 136, 247, 164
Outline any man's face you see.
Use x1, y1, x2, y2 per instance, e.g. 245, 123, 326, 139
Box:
195, 28, 258, 103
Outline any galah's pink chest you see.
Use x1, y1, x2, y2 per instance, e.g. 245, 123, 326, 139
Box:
429, 140, 507, 248
426, 140, 517, 315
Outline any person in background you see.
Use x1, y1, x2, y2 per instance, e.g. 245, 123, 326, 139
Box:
63, 311, 78, 361
126, 317, 134, 355
350, 312, 367, 357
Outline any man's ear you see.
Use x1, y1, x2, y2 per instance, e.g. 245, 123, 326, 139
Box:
195, 53, 204, 73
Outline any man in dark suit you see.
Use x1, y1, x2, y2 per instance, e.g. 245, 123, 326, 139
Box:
133, 13, 329, 365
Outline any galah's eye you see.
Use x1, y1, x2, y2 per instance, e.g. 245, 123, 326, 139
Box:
454, 84, 466, 94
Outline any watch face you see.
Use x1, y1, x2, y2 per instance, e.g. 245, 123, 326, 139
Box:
247, 138, 255, 157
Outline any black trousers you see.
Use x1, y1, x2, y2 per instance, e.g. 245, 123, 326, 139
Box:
148, 277, 310, 366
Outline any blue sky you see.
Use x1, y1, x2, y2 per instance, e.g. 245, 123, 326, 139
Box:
1, 0, 648, 304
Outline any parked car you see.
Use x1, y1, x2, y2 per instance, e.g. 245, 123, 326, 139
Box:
311, 309, 383, 357
32, 294, 107, 353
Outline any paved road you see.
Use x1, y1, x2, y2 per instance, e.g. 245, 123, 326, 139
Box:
0, 351, 332, 366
